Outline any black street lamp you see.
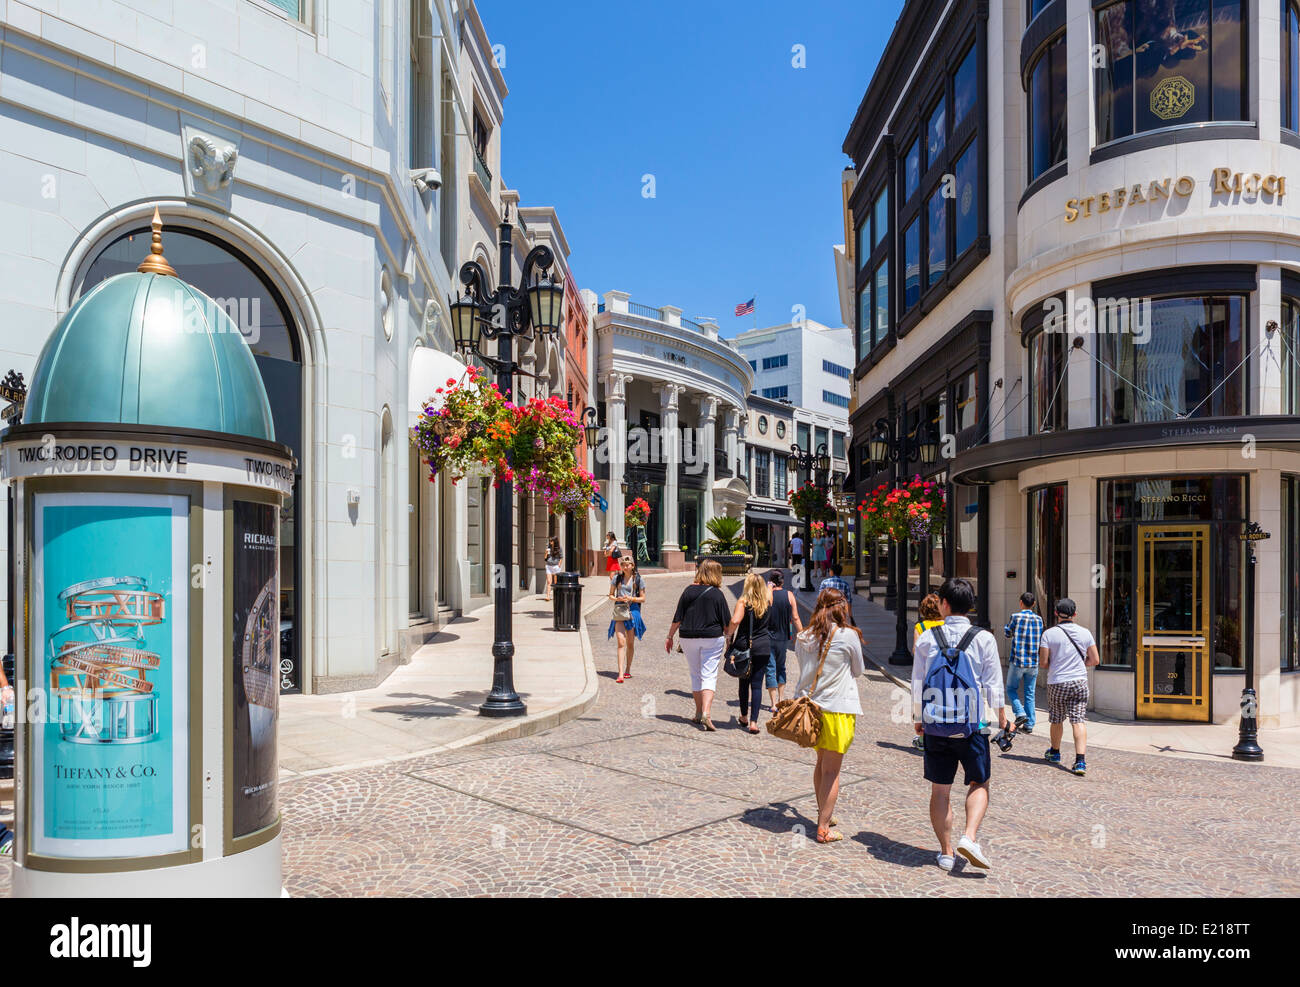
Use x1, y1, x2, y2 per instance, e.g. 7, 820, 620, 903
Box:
450, 211, 565, 718
580, 405, 600, 450
1232, 521, 1267, 761
868, 415, 940, 666
787, 442, 830, 591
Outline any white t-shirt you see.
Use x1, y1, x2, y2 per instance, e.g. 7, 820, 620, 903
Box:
790, 536, 804, 555
1041, 622, 1095, 685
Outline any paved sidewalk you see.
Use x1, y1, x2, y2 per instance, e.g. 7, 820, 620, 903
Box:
792, 575, 1300, 769
277, 575, 609, 779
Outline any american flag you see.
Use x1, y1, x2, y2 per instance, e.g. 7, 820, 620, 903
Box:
734, 297, 754, 317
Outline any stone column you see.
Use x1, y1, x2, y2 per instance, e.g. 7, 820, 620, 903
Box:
605, 372, 632, 546
657, 383, 685, 570
700, 396, 717, 522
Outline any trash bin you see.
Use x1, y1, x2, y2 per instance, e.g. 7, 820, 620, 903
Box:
553, 572, 582, 631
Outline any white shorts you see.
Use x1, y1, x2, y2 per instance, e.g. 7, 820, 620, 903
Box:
546, 563, 562, 575
682, 636, 726, 692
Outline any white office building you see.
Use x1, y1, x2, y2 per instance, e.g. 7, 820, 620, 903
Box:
732, 320, 856, 421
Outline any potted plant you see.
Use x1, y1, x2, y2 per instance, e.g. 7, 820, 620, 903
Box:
696, 515, 754, 574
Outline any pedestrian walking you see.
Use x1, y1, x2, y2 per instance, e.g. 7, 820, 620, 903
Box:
792, 588, 864, 844
603, 532, 622, 575
728, 573, 773, 735
764, 570, 802, 711
789, 532, 804, 568
1004, 591, 1044, 733
912, 577, 1008, 872
608, 555, 646, 683
666, 559, 732, 731
809, 533, 824, 580
544, 536, 563, 602
910, 593, 945, 751
1039, 598, 1099, 776
819, 562, 853, 599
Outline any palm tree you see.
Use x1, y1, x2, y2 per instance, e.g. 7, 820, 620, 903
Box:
703, 515, 746, 554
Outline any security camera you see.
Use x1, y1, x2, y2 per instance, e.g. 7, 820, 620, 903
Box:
410, 167, 442, 193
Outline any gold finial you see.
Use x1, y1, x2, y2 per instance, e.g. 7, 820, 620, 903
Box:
136, 207, 177, 277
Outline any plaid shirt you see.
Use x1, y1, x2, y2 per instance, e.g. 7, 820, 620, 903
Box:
1004, 609, 1044, 666
819, 575, 853, 598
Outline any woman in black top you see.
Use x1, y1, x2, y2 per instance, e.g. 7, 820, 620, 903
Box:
764, 569, 802, 711
666, 559, 732, 731
728, 572, 773, 734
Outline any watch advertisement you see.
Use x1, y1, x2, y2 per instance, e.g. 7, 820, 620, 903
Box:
31, 492, 189, 859
231, 499, 278, 838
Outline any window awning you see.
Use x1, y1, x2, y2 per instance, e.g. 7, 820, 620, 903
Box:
409, 346, 472, 427
745, 507, 795, 525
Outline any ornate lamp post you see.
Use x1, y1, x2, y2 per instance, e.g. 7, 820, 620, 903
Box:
1232, 521, 1267, 760
868, 415, 940, 665
580, 405, 600, 450
449, 211, 564, 718
786, 442, 831, 591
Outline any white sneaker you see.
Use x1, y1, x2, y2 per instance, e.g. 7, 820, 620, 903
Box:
936, 853, 955, 872
956, 835, 990, 870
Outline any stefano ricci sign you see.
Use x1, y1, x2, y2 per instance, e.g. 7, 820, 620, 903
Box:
1064, 167, 1287, 222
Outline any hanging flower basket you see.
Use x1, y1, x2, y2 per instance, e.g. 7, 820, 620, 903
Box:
624, 497, 651, 529
857, 475, 946, 543
788, 481, 835, 523
411, 367, 592, 512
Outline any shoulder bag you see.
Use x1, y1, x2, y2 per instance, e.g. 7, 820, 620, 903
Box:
766, 628, 836, 747
723, 608, 754, 678
611, 579, 631, 621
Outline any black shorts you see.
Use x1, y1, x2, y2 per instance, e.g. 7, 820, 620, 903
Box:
922, 732, 991, 786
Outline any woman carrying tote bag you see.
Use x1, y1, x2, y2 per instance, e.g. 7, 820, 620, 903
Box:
791, 589, 865, 844
665, 560, 731, 732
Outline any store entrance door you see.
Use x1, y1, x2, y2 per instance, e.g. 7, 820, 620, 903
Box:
1136, 524, 1211, 722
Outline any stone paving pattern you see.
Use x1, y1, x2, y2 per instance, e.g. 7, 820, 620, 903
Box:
272, 574, 1299, 897
4, 573, 1293, 896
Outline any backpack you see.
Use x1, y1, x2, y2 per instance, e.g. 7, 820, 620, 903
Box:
921, 625, 984, 738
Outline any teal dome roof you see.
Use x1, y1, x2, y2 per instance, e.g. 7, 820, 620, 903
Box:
26, 270, 275, 441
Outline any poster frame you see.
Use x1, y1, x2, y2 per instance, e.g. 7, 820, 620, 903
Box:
223, 485, 283, 856
20, 476, 204, 873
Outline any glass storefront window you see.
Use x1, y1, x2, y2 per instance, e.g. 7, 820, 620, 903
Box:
953, 370, 977, 445
927, 97, 946, 168
1284, 298, 1300, 413
1095, 0, 1246, 145
952, 45, 977, 132
754, 450, 770, 499
874, 260, 890, 345
904, 139, 920, 201
953, 141, 978, 258
857, 286, 871, 358
1027, 484, 1068, 625
1097, 476, 1247, 670
1284, 476, 1300, 671
1099, 295, 1245, 425
927, 186, 947, 288
1028, 34, 1068, 181
1286, 0, 1300, 131
873, 188, 889, 248
903, 220, 920, 312
773, 457, 787, 500
1029, 330, 1068, 433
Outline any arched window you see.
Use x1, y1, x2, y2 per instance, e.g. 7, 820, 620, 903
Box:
81, 227, 305, 692
1026, 33, 1068, 181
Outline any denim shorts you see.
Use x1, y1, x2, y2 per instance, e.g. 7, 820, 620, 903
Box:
764, 638, 788, 688
922, 731, 991, 786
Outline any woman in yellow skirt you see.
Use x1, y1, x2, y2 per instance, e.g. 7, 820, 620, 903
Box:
793, 588, 866, 844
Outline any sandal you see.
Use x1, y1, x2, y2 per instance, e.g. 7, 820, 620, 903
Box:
816, 827, 844, 844
738, 717, 749, 728
691, 711, 702, 724
702, 717, 716, 732
747, 724, 760, 735
616, 675, 625, 684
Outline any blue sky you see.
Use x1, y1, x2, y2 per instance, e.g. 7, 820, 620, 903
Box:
483, 0, 904, 337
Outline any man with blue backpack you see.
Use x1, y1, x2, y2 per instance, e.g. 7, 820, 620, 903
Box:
912, 578, 1008, 873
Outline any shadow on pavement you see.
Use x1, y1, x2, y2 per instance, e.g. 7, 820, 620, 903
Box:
371, 690, 512, 720
737, 802, 818, 837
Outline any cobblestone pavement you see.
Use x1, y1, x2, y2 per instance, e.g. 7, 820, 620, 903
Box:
272, 574, 1300, 897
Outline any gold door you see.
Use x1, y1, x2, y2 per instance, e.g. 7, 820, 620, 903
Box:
1136, 524, 1211, 722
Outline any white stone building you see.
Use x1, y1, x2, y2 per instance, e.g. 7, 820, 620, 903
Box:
732, 320, 855, 421
592, 293, 753, 571
0, 0, 520, 694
